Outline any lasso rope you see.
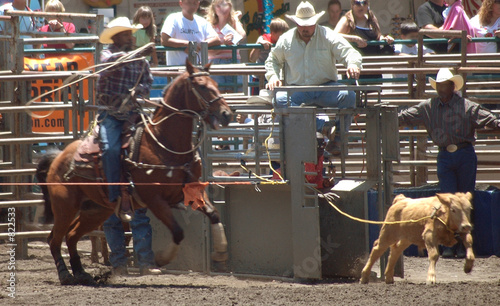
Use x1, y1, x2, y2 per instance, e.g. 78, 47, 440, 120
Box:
25, 42, 156, 119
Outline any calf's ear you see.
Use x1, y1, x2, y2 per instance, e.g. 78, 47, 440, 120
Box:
464, 192, 473, 201
436, 193, 451, 205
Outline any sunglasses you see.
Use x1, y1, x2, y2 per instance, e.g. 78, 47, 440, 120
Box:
354, 0, 368, 6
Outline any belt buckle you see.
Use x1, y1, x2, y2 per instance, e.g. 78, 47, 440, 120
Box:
446, 144, 458, 153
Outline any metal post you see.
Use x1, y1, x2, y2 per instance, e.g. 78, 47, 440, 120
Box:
200, 42, 208, 66
188, 41, 197, 65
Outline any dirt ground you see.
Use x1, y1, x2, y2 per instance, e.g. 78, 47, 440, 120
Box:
1, 240, 499, 305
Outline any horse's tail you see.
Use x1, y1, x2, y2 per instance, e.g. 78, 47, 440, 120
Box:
35, 150, 60, 224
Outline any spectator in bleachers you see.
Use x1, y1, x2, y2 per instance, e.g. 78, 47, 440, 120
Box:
396, 19, 434, 64
320, 0, 342, 30
395, 20, 435, 56
416, 0, 448, 54
161, 0, 219, 66
334, 0, 394, 53
0, 0, 39, 51
248, 18, 289, 95
132, 6, 158, 67
266, 1, 362, 156
470, 0, 500, 54
206, 0, 246, 93
334, 0, 393, 81
197, 0, 211, 17
393, 20, 434, 81
39, 0, 75, 57
440, 0, 476, 53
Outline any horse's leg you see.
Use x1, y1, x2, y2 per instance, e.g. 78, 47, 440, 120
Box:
100, 226, 111, 266
146, 198, 184, 267
197, 192, 228, 263
65, 207, 113, 286
48, 189, 80, 285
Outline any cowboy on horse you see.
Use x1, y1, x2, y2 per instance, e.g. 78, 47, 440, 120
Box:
97, 17, 154, 222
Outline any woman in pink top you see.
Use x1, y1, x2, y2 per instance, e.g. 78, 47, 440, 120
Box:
441, 0, 476, 53
39, 0, 76, 57
206, 0, 246, 92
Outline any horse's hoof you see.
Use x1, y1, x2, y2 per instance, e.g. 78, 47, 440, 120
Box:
59, 271, 77, 286
75, 272, 97, 286
211, 251, 228, 262
464, 259, 474, 274
155, 244, 180, 267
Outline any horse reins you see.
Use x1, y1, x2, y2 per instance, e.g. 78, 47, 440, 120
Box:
139, 70, 223, 155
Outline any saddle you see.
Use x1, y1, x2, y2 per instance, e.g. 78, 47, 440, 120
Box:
69, 119, 144, 180
74, 125, 127, 163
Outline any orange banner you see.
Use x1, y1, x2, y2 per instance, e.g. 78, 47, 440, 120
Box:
24, 53, 94, 133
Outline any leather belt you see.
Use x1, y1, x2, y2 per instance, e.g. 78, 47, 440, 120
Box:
439, 142, 472, 153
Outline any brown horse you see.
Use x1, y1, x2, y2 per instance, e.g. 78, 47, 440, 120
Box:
36, 61, 233, 285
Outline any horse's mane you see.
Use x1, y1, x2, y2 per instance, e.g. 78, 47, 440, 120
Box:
152, 73, 186, 117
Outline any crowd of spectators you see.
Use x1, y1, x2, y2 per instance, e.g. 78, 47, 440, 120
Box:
3, 1, 499, 65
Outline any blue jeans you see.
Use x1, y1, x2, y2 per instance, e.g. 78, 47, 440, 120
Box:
437, 146, 477, 193
275, 81, 356, 139
210, 58, 242, 92
103, 208, 156, 268
98, 112, 124, 202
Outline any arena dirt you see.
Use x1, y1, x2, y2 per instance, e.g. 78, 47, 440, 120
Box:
1, 240, 499, 305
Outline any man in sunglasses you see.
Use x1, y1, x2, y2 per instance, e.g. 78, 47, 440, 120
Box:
265, 1, 362, 156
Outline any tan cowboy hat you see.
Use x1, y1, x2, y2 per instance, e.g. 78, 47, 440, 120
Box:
99, 17, 143, 44
285, 1, 325, 26
247, 89, 273, 105
429, 68, 464, 91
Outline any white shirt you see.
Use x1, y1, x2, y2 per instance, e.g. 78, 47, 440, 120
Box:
394, 43, 434, 56
470, 15, 500, 54
161, 12, 217, 66
265, 25, 362, 85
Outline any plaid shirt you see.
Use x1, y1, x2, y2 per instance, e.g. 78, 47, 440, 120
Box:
399, 94, 500, 147
97, 44, 153, 107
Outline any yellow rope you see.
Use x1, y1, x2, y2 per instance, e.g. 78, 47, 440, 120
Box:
314, 187, 451, 227
264, 109, 285, 181
239, 164, 286, 185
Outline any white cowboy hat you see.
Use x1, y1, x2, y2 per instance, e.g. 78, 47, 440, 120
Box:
99, 17, 143, 44
285, 1, 325, 27
247, 89, 273, 105
429, 68, 464, 91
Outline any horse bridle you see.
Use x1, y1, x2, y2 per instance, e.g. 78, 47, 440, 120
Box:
187, 71, 223, 118
140, 71, 223, 156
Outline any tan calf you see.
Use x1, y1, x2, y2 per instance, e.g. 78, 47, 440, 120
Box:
360, 192, 474, 285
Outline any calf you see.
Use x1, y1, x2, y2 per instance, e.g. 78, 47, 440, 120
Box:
360, 192, 474, 285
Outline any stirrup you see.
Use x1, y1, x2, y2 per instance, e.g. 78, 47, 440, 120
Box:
114, 196, 134, 222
